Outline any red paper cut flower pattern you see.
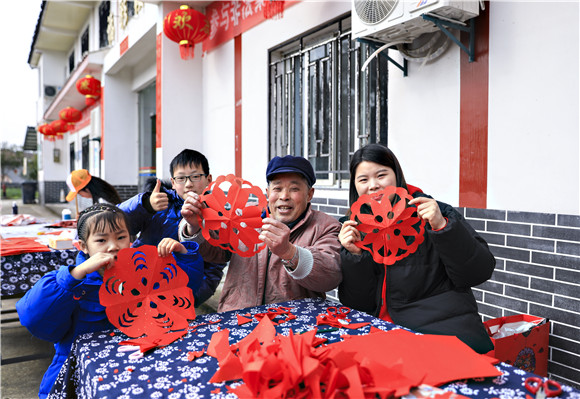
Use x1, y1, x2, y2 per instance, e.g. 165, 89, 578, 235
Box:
350, 186, 425, 265
198, 174, 268, 257
99, 245, 196, 338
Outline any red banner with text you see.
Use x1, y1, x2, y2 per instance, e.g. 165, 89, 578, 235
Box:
203, 1, 297, 53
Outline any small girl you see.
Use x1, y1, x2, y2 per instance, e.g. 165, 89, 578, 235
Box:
16, 203, 204, 399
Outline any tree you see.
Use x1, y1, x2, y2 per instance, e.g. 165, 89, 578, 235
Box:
1, 142, 24, 182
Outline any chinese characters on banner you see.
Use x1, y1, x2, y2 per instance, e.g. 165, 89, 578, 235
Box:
203, 0, 297, 53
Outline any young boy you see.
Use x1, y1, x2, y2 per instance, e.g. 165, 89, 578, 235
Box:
118, 149, 225, 305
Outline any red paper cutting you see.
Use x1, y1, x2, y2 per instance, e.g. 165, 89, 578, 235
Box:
99, 245, 196, 340
237, 314, 253, 325
0, 237, 51, 256
350, 186, 425, 265
198, 174, 268, 257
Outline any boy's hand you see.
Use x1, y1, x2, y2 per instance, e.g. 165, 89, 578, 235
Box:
181, 192, 204, 235
339, 220, 362, 255
71, 253, 116, 280
158, 238, 187, 257
150, 179, 169, 212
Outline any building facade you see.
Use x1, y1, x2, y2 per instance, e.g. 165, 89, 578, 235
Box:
29, 0, 579, 387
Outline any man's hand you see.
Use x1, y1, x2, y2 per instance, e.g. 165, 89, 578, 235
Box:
71, 253, 116, 279
158, 238, 187, 257
150, 179, 169, 212
409, 196, 446, 230
339, 220, 362, 255
181, 191, 204, 235
259, 217, 295, 259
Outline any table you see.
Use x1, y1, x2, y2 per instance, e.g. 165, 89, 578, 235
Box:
1, 223, 77, 298
1, 249, 77, 298
48, 298, 580, 399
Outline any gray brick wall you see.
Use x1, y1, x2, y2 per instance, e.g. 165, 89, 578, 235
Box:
43, 181, 69, 203
463, 208, 580, 389
115, 185, 139, 202
315, 195, 580, 388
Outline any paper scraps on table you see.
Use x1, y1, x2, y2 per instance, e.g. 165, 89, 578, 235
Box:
99, 245, 196, 355
206, 316, 418, 398
198, 174, 268, 257
205, 317, 501, 398
316, 306, 370, 330
350, 186, 425, 265
254, 305, 296, 325
0, 237, 51, 256
1, 214, 39, 227
335, 328, 502, 387
237, 314, 253, 325
187, 347, 206, 361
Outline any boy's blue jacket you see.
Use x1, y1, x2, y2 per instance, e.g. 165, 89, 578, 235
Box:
117, 189, 183, 247
15, 241, 203, 399
117, 188, 225, 305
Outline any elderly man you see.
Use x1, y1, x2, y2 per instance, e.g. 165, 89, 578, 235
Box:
178, 155, 342, 312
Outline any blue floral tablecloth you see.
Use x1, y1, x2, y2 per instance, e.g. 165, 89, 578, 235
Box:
1, 250, 77, 298
48, 298, 580, 399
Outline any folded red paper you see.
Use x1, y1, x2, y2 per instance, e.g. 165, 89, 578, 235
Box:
0, 237, 51, 256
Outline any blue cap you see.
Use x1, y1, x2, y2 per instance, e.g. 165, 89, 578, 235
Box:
266, 155, 316, 187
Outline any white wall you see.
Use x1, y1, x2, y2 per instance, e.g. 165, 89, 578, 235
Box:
200, 1, 351, 187
101, 69, 139, 184
487, 1, 579, 214
388, 43, 462, 206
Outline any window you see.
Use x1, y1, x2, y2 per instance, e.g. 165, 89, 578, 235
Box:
81, 28, 89, 56
69, 142, 75, 171
269, 15, 388, 186
68, 51, 75, 74
82, 136, 89, 170
99, 1, 111, 48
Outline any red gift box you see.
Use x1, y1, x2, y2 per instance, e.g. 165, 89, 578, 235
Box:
483, 314, 549, 376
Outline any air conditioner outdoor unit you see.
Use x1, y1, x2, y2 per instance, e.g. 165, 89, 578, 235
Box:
352, 0, 480, 45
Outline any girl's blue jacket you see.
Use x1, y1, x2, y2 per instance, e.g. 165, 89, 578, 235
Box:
15, 241, 203, 398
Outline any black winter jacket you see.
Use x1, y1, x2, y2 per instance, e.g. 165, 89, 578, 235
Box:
339, 193, 495, 354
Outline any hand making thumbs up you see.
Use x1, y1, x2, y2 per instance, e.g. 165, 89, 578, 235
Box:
149, 179, 169, 212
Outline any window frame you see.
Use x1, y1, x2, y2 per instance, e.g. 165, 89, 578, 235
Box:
268, 13, 388, 189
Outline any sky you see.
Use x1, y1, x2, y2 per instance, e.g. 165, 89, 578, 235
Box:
0, 1, 43, 148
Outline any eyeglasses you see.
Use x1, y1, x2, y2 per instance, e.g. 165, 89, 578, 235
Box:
172, 174, 208, 184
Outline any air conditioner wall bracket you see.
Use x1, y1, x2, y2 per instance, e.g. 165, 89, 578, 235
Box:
421, 14, 476, 62
356, 38, 408, 77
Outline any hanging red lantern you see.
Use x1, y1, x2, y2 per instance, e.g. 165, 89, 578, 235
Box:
76, 75, 101, 106
163, 5, 209, 60
263, 0, 285, 20
49, 119, 68, 140
59, 107, 82, 131
38, 123, 56, 139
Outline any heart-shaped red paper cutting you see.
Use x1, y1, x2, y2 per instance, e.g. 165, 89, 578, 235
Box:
350, 186, 425, 265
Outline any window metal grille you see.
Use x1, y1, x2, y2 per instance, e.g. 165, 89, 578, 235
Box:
268, 14, 388, 188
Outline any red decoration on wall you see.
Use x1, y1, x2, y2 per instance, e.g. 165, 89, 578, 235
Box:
59, 107, 82, 131
263, 0, 285, 19
163, 5, 210, 60
350, 186, 425, 265
100, 245, 196, 339
198, 174, 268, 257
76, 75, 101, 106
37, 123, 56, 138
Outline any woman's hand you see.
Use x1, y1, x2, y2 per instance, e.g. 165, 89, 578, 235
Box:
158, 238, 187, 257
71, 253, 116, 279
408, 197, 446, 230
181, 192, 204, 235
339, 220, 363, 255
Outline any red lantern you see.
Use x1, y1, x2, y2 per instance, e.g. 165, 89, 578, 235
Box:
38, 123, 56, 139
163, 5, 209, 60
49, 119, 68, 139
76, 75, 101, 106
263, 0, 285, 19
59, 107, 82, 131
